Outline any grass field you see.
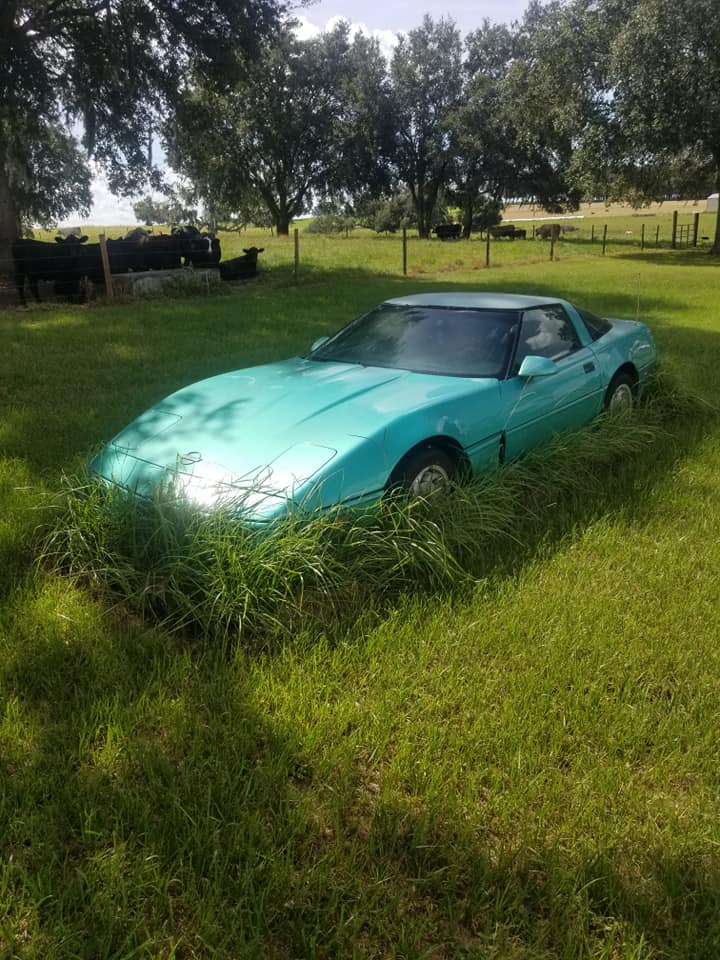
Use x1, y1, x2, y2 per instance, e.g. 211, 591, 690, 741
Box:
2, 231, 720, 959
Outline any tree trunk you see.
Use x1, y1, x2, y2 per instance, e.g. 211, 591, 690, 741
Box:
0, 161, 20, 279
712, 164, 720, 256
276, 212, 290, 236
425, 171, 444, 236
416, 184, 429, 238
462, 196, 473, 239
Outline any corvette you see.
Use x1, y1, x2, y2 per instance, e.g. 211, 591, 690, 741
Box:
90, 292, 656, 520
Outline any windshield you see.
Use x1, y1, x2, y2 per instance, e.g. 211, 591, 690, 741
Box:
308, 304, 519, 378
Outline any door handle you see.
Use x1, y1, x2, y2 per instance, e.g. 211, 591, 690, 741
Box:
583, 361, 595, 373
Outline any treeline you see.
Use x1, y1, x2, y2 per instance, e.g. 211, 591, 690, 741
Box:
163, 2, 720, 250
2, 0, 719, 265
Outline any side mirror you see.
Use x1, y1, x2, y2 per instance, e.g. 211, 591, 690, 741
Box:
310, 335, 330, 353
518, 355, 558, 379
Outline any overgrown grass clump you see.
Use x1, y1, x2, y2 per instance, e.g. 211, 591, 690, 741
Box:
41, 376, 707, 644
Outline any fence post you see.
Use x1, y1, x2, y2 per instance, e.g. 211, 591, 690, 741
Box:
532, 225, 536, 239
641, 223, 645, 251
402, 227, 407, 276
602, 224, 608, 256
655, 225, 660, 247
591, 224, 595, 243
293, 228, 299, 277
671, 210, 678, 249
99, 234, 114, 299
485, 230, 491, 268
693, 212, 700, 247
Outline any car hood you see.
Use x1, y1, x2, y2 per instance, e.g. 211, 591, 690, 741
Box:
94, 357, 496, 514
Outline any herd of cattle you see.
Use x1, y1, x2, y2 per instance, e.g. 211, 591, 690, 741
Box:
12, 227, 264, 305
434, 222, 578, 241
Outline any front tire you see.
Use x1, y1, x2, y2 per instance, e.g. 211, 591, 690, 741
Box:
604, 371, 636, 412
390, 446, 457, 497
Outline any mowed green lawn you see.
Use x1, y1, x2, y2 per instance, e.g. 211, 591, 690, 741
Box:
1, 236, 720, 959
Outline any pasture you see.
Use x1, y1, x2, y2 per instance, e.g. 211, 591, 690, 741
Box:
1, 232, 720, 959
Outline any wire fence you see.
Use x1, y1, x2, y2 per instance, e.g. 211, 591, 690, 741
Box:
1, 214, 715, 306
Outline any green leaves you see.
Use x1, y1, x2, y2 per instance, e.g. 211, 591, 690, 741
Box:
166, 24, 392, 235
0, 0, 286, 249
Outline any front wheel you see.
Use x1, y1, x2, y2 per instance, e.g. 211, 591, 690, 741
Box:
604, 371, 636, 412
390, 446, 457, 497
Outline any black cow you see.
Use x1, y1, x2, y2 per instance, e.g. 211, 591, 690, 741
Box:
13, 228, 225, 304
536, 224, 561, 240
172, 226, 221, 267
12, 235, 89, 305
218, 247, 264, 282
489, 224, 527, 240
75, 230, 212, 285
434, 223, 462, 240
125, 227, 215, 270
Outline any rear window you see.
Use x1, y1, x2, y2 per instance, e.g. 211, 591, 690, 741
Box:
576, 306, 612, 341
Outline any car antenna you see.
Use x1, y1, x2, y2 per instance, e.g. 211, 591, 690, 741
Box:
635, 273, 641, 321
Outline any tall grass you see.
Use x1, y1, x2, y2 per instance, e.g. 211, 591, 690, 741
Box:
41, 376, 708, 645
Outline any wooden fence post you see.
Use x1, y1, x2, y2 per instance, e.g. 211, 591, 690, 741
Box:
602, 224, 608, 255
693, 212, 700, 247
402, 227, 407, 276
671, 210, 678, 249
591, 224, 595, 243
641, 223, 645, 251
655, 225, 660, 247
485, 230, 491, 268
99, 234, 114, 299
293, 228, 299, 277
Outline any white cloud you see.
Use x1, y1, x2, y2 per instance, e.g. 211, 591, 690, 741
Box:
293, 13, 400, 62
76, 175, 138, 227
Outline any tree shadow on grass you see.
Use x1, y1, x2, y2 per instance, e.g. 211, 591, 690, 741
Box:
4, 581, 720, 959
0, 594, 314, 957
615, 248, 720, 268
335, 796, 720, 959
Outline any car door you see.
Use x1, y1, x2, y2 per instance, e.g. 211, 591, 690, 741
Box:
500, 304, 604, 461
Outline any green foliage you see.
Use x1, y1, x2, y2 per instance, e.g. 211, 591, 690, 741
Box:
0, 0, 285, 258
608, 0, 720, 248
355, 193, 418, 233
471, 196, 503, 234
503, 0, 720, 248
132, 194, 198, 226
166, 23, 392, 235
390, 16, 464, 238
448, 23, 522, 234
306, 212, 355, 235
1, 116, 93, 232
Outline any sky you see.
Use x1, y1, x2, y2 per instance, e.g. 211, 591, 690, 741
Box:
71, 0, 531, 226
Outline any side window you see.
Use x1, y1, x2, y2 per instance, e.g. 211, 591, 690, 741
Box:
511, 305, 582, 374
576, 306, 612, 341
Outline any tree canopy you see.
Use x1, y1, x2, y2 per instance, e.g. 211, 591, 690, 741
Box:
0, 0, 286, 266
505, 0, 720, 249
4, 0, 720, 256
166, 22, 393, 236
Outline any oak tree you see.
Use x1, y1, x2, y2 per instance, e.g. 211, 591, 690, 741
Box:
0, 0, 285, 269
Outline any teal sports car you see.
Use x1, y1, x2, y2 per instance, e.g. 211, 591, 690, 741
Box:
91, 292, 656, 520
